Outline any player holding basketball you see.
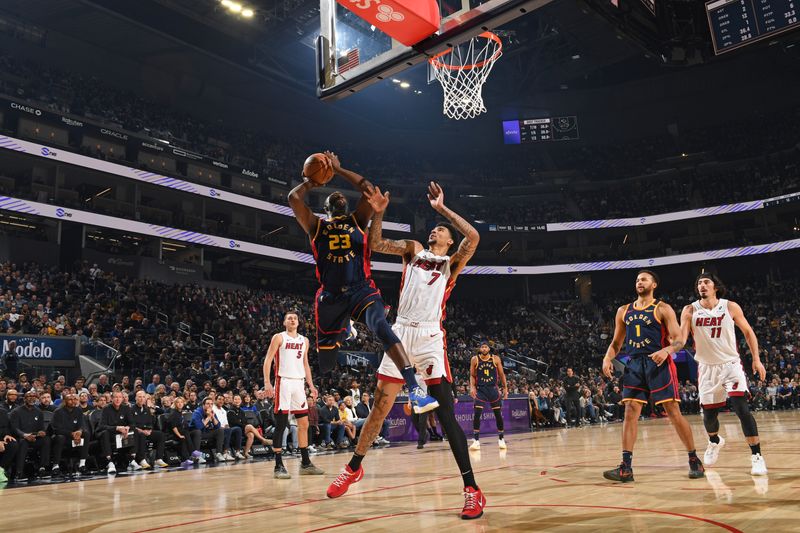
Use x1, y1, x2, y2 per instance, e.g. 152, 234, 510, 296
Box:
263, 311, 324, 478
326, 181, 486, 519
680, 272, 768, 475
602, 270, 705, 482
287, 152, 438, 414
469, 341, 508, 450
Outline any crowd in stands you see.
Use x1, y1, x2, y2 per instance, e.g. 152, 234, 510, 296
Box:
2, 50, 800, 232
0, 256, 798, 483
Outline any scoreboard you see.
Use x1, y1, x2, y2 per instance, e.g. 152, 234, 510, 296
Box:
706, 0, 799, 55
502, 116, 579, 145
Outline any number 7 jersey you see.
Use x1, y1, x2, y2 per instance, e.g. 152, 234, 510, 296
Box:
311, 214, 371, 290
396, 249, 453, 324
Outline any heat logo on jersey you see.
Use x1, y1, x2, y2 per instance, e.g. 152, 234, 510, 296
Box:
321, 221, 357, 264
285, 341, 304, 358
412, 257, 447, 272
695, 315, 725, 327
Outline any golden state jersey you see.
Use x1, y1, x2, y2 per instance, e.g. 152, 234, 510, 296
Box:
623, 300, 668, 357
311, 215, 370, 290
476, 355, 498, 387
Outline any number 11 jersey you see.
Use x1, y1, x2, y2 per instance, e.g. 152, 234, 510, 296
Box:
691, 299, 739, 365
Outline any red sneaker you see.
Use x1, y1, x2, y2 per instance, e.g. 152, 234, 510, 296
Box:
460, 486, 486, 519
326, 465, 364, 498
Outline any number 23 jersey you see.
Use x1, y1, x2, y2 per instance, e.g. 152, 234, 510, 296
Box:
311, 215, 370, 290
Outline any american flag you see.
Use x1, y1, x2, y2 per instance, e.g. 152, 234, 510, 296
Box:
337, 48, 360, 74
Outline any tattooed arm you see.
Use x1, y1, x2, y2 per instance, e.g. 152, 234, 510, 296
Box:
364, 186, 422, 261
427, 181, 479, 279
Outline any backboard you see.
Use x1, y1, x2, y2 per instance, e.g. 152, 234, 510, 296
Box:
316, 0, 553, 100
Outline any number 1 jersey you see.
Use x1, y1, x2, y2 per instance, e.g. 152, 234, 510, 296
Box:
311, 215, 370, 290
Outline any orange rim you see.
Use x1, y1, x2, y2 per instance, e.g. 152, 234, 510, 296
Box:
428, 32, 503, 71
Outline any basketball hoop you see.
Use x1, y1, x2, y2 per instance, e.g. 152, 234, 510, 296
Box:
429, 32, 503, 120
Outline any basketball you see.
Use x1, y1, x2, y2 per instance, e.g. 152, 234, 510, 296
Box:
303, 153, 334, 185
403, 403, 413, 416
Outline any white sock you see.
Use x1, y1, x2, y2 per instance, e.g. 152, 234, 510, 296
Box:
79, 459, 86, 467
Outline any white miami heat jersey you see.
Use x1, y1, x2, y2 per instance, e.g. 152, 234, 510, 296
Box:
275, 331, 308, 379
396, 249, 453, 324
691, 299, 739, 365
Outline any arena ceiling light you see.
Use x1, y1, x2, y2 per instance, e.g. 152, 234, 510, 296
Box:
219, 0, 255, 18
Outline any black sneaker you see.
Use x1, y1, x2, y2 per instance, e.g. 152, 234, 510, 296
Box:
14, 475, 29, 483
603, 464, 634, 483
689, 457, 705, 479
38, 467, 49, 479
78, 466, 89, 477
274, 465, 292, 479
417, 443, 424, 449
51, 465, 62, 478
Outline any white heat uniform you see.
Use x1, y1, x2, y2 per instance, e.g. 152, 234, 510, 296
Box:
691, 299, 748, 408
378, 249, 454, 385
273, 331, 309, 414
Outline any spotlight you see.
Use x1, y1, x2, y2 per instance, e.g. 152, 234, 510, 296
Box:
400, 81, 410, 88
229, 2, 243, 13
242, 8, 254, 17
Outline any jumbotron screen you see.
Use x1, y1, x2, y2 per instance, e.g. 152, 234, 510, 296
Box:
706, 0, 799, 55
502, 116, 579, 144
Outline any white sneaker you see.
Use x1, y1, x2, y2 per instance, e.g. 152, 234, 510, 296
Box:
197, 455, 207, 464
107, 461, 117, 474
129, 460, 142, 471
498, 438, 507, 450
139, 460, 151, 470
469, 439, 481, 451
224, 452, 235, 462
703, 436, 725, 466
154, 459, 169, 468
235, 451, 245, 460
308, 445, 317, 453
751, 453, 768, 476
215, 452, 226, 463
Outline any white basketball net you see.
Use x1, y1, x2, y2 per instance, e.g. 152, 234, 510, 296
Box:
429, 32, 503, 120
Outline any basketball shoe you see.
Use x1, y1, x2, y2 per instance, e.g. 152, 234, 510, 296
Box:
410, 387, 439, 414
327, 465, 364, 498
461, 487, 486, 519
689, 456, 705, 479
750, 453, 768, 476
603, 463, 634, 483
498, 438, 507, 450
469, 439, 480, 451
703, 435, 725, 466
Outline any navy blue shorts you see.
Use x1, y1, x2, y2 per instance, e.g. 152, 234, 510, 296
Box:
622, 355, 680, 405
315, 280, 384, 357
475, 386, 501, 407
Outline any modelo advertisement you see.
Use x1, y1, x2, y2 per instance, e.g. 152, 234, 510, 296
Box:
1, 334, 78, 367
384, 397, 529, 441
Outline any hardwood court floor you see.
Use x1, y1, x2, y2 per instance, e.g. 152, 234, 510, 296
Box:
3, 411, 798, 532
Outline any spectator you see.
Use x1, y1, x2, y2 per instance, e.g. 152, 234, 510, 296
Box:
190, 397, 225, 463
131, 391, 168, 469
317, 395, 345, 450
163, 396, 204, 467
51, 392, 89, 476
0, 405, 18, 483
213, 394, 243, 461
10, 391, 51, 481
97, 390, 138, 474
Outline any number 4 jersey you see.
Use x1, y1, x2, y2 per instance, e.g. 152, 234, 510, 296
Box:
396, 249, 453, 324
311, 215, 370, 290
691, 299, 739, 365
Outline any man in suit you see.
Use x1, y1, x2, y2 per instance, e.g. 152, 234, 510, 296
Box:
356, 392, 389, 445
